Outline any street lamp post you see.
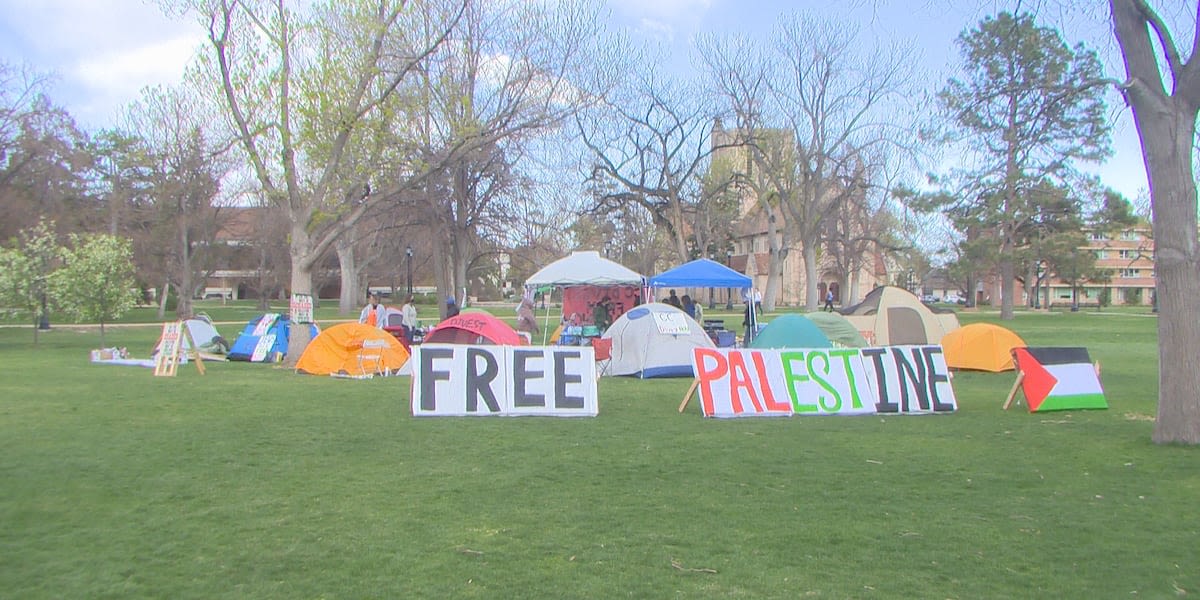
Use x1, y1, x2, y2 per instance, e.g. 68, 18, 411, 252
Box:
725, 250, 734, 310
405, 245, 414, 296
1033, 263, 1043, 309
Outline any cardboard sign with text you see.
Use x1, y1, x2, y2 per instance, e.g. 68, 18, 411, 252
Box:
411, 344, 598, 417
692, 346, 956, 418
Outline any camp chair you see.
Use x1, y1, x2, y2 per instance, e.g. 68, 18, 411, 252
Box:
357, 338, 390, 376
591, 337, 613, 378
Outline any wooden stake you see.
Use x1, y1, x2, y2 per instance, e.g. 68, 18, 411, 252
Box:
678, 379, 700, 413
1002, 369, 1025, 410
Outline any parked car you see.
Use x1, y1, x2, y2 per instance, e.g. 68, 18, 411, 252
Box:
943, 294, 961, 305
921, 294, 940, 304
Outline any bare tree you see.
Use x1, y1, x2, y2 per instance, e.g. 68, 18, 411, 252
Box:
1109, 0, 1200, 444
578, 67, 729, 264
699, 14, 910, 311
407, 0, 611, 316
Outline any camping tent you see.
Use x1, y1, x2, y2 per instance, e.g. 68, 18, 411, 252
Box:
839, 286, 960, 345
525, 251, 645, 341
804, 311, 869, 348
295, 322, 410, 375
424, 311, 525, 345
942, 323, 1026, 372
748, 314, 832, 349
603, 302, 715, 378
228, 313, 319, 362
154, 317, 229, 357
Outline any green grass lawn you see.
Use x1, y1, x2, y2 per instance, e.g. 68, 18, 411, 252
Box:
1, 308, 1197, 598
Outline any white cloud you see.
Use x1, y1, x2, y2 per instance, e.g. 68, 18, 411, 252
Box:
637, 18, 676, 42
72, 34, 198, 92
0, 0, 203, 127
608, 0, 713, 22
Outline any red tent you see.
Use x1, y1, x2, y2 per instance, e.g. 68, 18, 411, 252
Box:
424, 312, 525, 345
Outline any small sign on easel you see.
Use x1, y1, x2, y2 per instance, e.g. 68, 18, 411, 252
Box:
153, 321, 206, 377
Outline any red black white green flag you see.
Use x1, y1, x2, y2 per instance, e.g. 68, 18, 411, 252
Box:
1012, 347, 1107, 412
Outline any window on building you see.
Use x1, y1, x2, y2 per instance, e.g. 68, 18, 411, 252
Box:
1120, 268, 1139, 278
1120, 230, 1140, 241
1095, 250, 1106, 259
1119, 249, 1133, 259
1090, 231, 1106, 241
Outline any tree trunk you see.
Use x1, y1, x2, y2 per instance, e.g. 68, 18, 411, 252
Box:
175, 215, 193, 319
157, 282, 169, 319
1146, 115, 1200, 444
998, 253, 1014, 319
336, 238, 360, 315
283, 223, 315, 368
848, 265, 861, 306
802, 243, 820, 312
1024, 263, 1036, 308
1110, 0, 1200, 444
669, 193, 690, 263
763, 250, 781, 312
431, 233, 452, 320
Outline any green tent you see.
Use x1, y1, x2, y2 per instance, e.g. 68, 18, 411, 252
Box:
748, 314, 832, 349
805, 311, 870, 348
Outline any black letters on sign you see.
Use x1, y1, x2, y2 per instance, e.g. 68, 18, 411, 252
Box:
891, 347, 929, 412
554, 350, 584, 409
922, 346, 954, 412
465, 348, 501, 413
512, 350, 545, 408
419, 347, 454, 411
862, 348, 897, 413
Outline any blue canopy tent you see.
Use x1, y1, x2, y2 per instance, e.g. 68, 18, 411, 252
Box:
648, 258, 757, 344
648, 258, 753, 289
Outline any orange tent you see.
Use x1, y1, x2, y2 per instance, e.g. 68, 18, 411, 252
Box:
941, 323, 1026, 372
296, 322, 410, 376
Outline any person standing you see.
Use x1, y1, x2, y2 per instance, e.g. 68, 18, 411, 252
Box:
681, 294, 696, 319
517, 296, 540, 337
665, 289, 682, 308
825, 289, 835, 312
400, 294, 419, 342
591, 296, 612, 332
358, 293, 386, 328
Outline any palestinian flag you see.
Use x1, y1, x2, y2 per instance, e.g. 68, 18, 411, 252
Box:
1012, 347, 1107, 412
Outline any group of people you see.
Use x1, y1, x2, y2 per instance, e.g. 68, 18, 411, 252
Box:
358, 293, 420, 342
664, 289, 703, 322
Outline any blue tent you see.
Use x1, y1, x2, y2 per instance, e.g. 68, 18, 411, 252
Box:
228, 314, 319, 362
648, 258, 752, 290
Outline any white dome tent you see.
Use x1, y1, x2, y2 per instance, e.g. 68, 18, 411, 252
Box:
602, 302, 715, 378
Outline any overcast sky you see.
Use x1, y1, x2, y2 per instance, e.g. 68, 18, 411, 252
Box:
0, 0, 1151, 201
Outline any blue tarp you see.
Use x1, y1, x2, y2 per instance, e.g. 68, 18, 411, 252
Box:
647, 258, 752, 289
228, 314, 319, 362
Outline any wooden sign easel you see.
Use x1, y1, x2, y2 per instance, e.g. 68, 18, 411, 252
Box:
154, 321, 206, 377
678, 380, 700, 413
1002, 370, 1025, 410
1003, 356, 1100, 411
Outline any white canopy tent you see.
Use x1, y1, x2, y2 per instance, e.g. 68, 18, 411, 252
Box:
524, 251, 645, 344
525, 251, 645, 288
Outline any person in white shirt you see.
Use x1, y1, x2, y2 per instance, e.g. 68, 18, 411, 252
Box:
359, 293, 386, 328
400, 295, 418, 342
